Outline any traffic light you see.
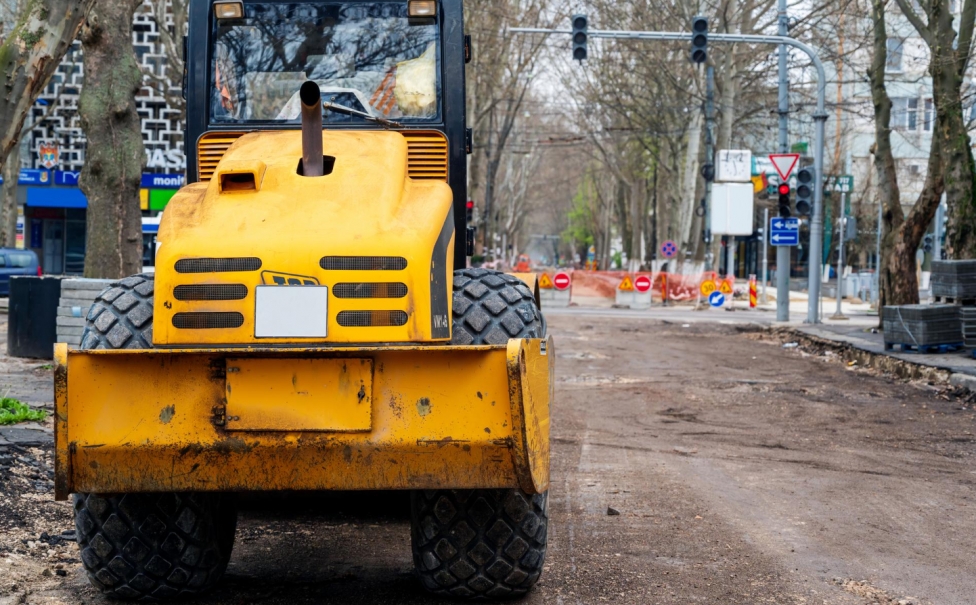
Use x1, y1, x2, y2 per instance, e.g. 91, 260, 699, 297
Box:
465, 199, 474, 224
571, 14, 588, 62
777, 182, 791, 218
922, 233, 934, 253
795, 166, 814, 216
690, 16, 708, 64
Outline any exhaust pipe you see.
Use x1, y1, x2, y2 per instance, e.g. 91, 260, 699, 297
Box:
300, 81, 323, 177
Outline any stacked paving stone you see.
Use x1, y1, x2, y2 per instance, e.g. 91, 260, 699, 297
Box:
962, 307, 976, 348
56, 279, 113, 347
931, 260, 976, 348
882, 304, 962, 351
931, 260, 976, 301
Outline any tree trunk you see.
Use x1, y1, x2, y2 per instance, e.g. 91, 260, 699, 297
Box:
78, 0, 144, 279
883, 136, 944, 307
934, 61, 976, 257
0, 147, 19, 247
869, 0, 904, 312
0, 0, 93, 175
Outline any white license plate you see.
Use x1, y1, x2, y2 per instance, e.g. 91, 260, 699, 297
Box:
254, 286, 328, 338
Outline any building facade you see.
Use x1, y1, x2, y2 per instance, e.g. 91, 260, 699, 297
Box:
4, 1, 185, 274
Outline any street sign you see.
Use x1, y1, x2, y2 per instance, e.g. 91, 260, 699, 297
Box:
618, 275, 634, 291
824, 174, 854, 194
553, 272, 571, 291
700, 279, 717, 296
634, 275, 652, 293
660, 240, 678, 258
770, 216, 800, 246
719, 279, 733, 295
708, 291, 725, 307
716, 150, 752, 183
538, 273, 554, 289
768, 153, 800, 180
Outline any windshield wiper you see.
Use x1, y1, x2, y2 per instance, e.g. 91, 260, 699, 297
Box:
324, 99, 402, 129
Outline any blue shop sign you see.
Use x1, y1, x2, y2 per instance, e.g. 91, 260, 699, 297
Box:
54, 170, 82, 186
19, 169, 51, 185
141, 173, 185, 189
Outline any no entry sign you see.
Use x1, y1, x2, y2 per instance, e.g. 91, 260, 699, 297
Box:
634, 275, 652, 293
553, 272, 571, 291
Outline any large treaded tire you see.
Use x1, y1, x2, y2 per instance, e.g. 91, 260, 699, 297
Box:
73, 493, 237, 600
410, 269, 549, 598
451, 268, 545, 345
80, 274, 155, 350
411, 489, 549, 598
74, 274, 237, 600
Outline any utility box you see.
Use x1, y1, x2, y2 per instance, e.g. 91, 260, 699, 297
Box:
711, 182, 755, 236
8, 276, 63, 359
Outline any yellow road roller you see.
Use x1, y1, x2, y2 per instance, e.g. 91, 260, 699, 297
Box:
54, 0, 552, 599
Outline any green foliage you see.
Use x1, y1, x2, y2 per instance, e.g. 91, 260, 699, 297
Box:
562, 176, 596, 247
0, 397, 47, 425
611, 251, 623, 269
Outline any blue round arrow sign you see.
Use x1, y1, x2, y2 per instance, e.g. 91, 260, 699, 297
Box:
708, 291, 726, 307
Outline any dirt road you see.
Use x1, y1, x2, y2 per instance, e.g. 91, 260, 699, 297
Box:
2, 316, 974, 604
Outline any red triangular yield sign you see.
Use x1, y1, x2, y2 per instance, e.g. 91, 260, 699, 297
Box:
769, 153, 800, 180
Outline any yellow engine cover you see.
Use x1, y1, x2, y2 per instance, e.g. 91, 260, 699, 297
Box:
154, 130, 454, 346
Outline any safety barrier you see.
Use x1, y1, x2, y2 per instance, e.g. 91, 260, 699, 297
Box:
535, 269, 740, 308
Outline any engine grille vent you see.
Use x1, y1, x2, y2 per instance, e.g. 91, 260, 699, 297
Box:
172, 312, 245, 329
197, 131, 447, 183
320, 256, 407, 271
174, 284, 248, 301
175, 257, 262, 273
198, 132, 245, 181
336, 311, 408, 327
403, 131, 448, 181
332, 283, 407, 299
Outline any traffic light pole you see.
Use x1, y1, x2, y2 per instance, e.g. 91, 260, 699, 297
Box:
511, 25, 830, 322
775, 0, 791, 322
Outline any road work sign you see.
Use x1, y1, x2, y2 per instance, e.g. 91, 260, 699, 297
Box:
553, 272, 571, 291
618, 275, 634, 291
719, 279, 733, 295
634, 275, 652, 293
769, 153, 800, 180
770, 216, 800, 246
538, 273, 554, 289
708, 291, 726, 307
700, 279, 717, 296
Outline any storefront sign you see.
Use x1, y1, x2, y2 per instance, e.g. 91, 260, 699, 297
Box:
145, 148, 185, 170
54, 170, 81, 186
19, 169, 51, 185
141, 173, 185, 189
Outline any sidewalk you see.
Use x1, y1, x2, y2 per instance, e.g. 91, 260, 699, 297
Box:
790, 307, 976, 386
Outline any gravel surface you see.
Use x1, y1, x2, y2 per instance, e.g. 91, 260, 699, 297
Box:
1, 315, 974, 604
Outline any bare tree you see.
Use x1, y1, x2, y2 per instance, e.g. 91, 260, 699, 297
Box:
0, 0, 93, 175
869, 0, 944, 310
79, 0, 144, 278
893, 0, 976, 258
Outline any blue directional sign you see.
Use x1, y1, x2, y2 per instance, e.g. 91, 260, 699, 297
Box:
708, 291, 726, 307
770, 216, 800, 246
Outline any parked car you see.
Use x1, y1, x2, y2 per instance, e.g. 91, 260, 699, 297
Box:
0, 248, 41, 296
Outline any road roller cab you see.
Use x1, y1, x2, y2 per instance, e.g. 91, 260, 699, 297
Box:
55, 0, 552, 600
